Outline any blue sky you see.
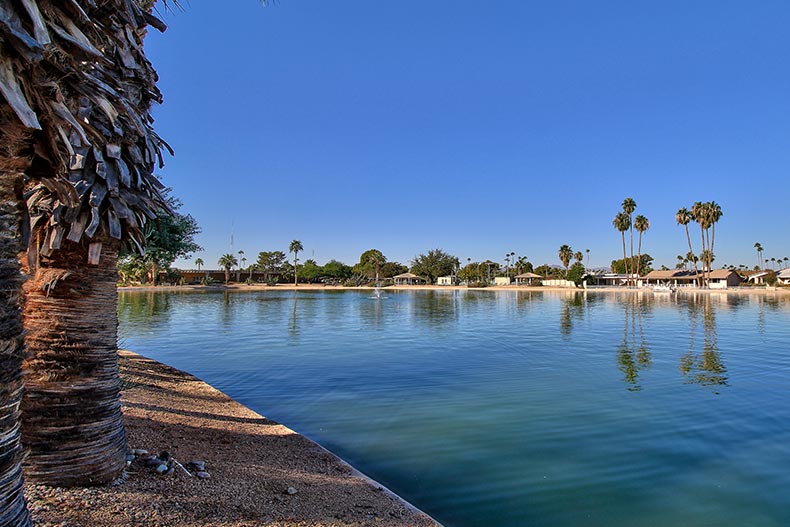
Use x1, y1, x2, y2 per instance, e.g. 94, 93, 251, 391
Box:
146, 1, 790, 271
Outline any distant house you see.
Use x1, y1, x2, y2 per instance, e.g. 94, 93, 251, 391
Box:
708, 269, 744, 289
744, 270, 771, 285
493, 276, 512, 286
641, 269, 699, 287
594, 273, 630, 286
393, 272, 426, 285
515, 272, 542, 285
437, 275, 460, 286
778, 269, 790, 285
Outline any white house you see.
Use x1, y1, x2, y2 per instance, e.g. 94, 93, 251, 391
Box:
707, 269, 744, 289
437, 275, 460, 286
778, 269, 790, 285
493, 276, 512, 286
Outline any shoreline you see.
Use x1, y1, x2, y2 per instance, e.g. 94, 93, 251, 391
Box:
120, 283, 790, 295
26, 351, 441, 527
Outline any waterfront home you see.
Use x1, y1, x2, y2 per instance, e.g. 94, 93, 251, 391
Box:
778, 269, 790, 285
493, 276, 513, 286
641, 269, 699, 287
708, 269, 744, 289
393, 272, 427, 285
744, 270, 772, 285
515, 272, 543, 285
437, 275, 461, 286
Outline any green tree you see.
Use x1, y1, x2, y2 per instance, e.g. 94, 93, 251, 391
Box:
118, 197, 202, 285
634, 215, 649, 278
411, 249, 460, 284
353, 249, 387, 280
323, 260, 353, 282
558, 245, 574, 272
289, 240, 303, 285
257, 251, 288, 283
299, 259, 322, 283
677, 208, 700, 280
534, 264, 555, 278
622, 198, 637, 284
380, 261, 408, 278
218, 254, 238, 284
567, 262, 586, 284
611, 254, 654, 275
613, 212, 631, 282
754, 242, 763, 270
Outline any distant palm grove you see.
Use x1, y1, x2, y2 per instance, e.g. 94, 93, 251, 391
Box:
121, 198, 788, 288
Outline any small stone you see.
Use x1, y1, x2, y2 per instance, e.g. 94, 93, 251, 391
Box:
155, 464, 168, 474
285, 487, 298, 495
188, 460, 206, 471
132, 449, 149, 456
126, 454, 135, 462
196, 471, 210, 479
143, 456, 161, 467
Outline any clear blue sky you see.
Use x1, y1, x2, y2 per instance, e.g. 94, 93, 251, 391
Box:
146, 1, 790, 271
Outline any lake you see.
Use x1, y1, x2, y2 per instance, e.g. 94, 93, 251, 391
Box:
118, 288, 790, 527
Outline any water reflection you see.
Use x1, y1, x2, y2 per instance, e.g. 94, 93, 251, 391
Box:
615, 293, 652, 391
680, 294, 727, 390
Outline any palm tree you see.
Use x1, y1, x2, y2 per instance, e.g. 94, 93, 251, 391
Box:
218, 254, 238, 284
289, 240, 303, 285
558, 245, 574, 273
634, 215, 649, 280
574, 251, 584, 264
613, 213, 631, 284
753, 243, 762, 270
622, 198, 637, 285
770, 257, 776, 270
237, 250, 245, 282
195, 258, 204, 271
677, 208, 700, 283
690, 201, 709, 285
708, 201, 723, 275
9, 2, 173, 492
0, 169, 32, 525
585, 249, 590, 269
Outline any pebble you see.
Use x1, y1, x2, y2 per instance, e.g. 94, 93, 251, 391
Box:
196, 471, 210, 479
188, 460, 206, 471
132, 449, 149, 456
286, 487, 298, 495
155, 464, 169, 474
125, 454, 136, 462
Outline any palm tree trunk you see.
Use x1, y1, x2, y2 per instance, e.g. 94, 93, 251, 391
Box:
21, 234, 127, 487
0, 158, 32, 526
621, 233, 628, 286
685, 226, 700, 285
636, 233, 643, 284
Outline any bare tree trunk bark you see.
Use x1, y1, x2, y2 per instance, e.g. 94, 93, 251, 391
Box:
21, 234, 127, 487
0, 159, 32, 526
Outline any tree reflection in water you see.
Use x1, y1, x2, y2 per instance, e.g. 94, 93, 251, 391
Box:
616, 293, 652, 391
680, 293, 727, 390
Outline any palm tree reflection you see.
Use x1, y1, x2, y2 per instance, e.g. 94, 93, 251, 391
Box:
680, 294, 727, 390
617, 293, 652, 391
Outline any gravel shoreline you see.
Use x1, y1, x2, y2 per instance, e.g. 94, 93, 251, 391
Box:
25, 351, 441, 527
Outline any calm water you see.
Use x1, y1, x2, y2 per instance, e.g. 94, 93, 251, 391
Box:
118, 289, 790, 527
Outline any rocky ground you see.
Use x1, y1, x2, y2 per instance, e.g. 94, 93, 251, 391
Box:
25, 351, 440, 527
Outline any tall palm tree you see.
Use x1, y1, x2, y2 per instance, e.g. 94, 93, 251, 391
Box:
708, 202, 723, 275
218, 253, 238, 284
622, 198, 637, 285
237, 250, 245, 282
677, 208, 700, 284
690, 201, 709, 286
634, 215, 649, 280
613, 212, 631, 284
574, 251, 584, 264
195, 258, 204, 271
754, 242, 763, 270
0, 157, 32, 525
289, 240, 303, 285
0, 0, 171, 496
558, 245, 573, 273
585, 249, 590, 269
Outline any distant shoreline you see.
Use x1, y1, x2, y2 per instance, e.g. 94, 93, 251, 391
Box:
119, 283, 790, 295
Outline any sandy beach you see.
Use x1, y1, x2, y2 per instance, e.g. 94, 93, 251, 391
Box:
25, 351, 440, 527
